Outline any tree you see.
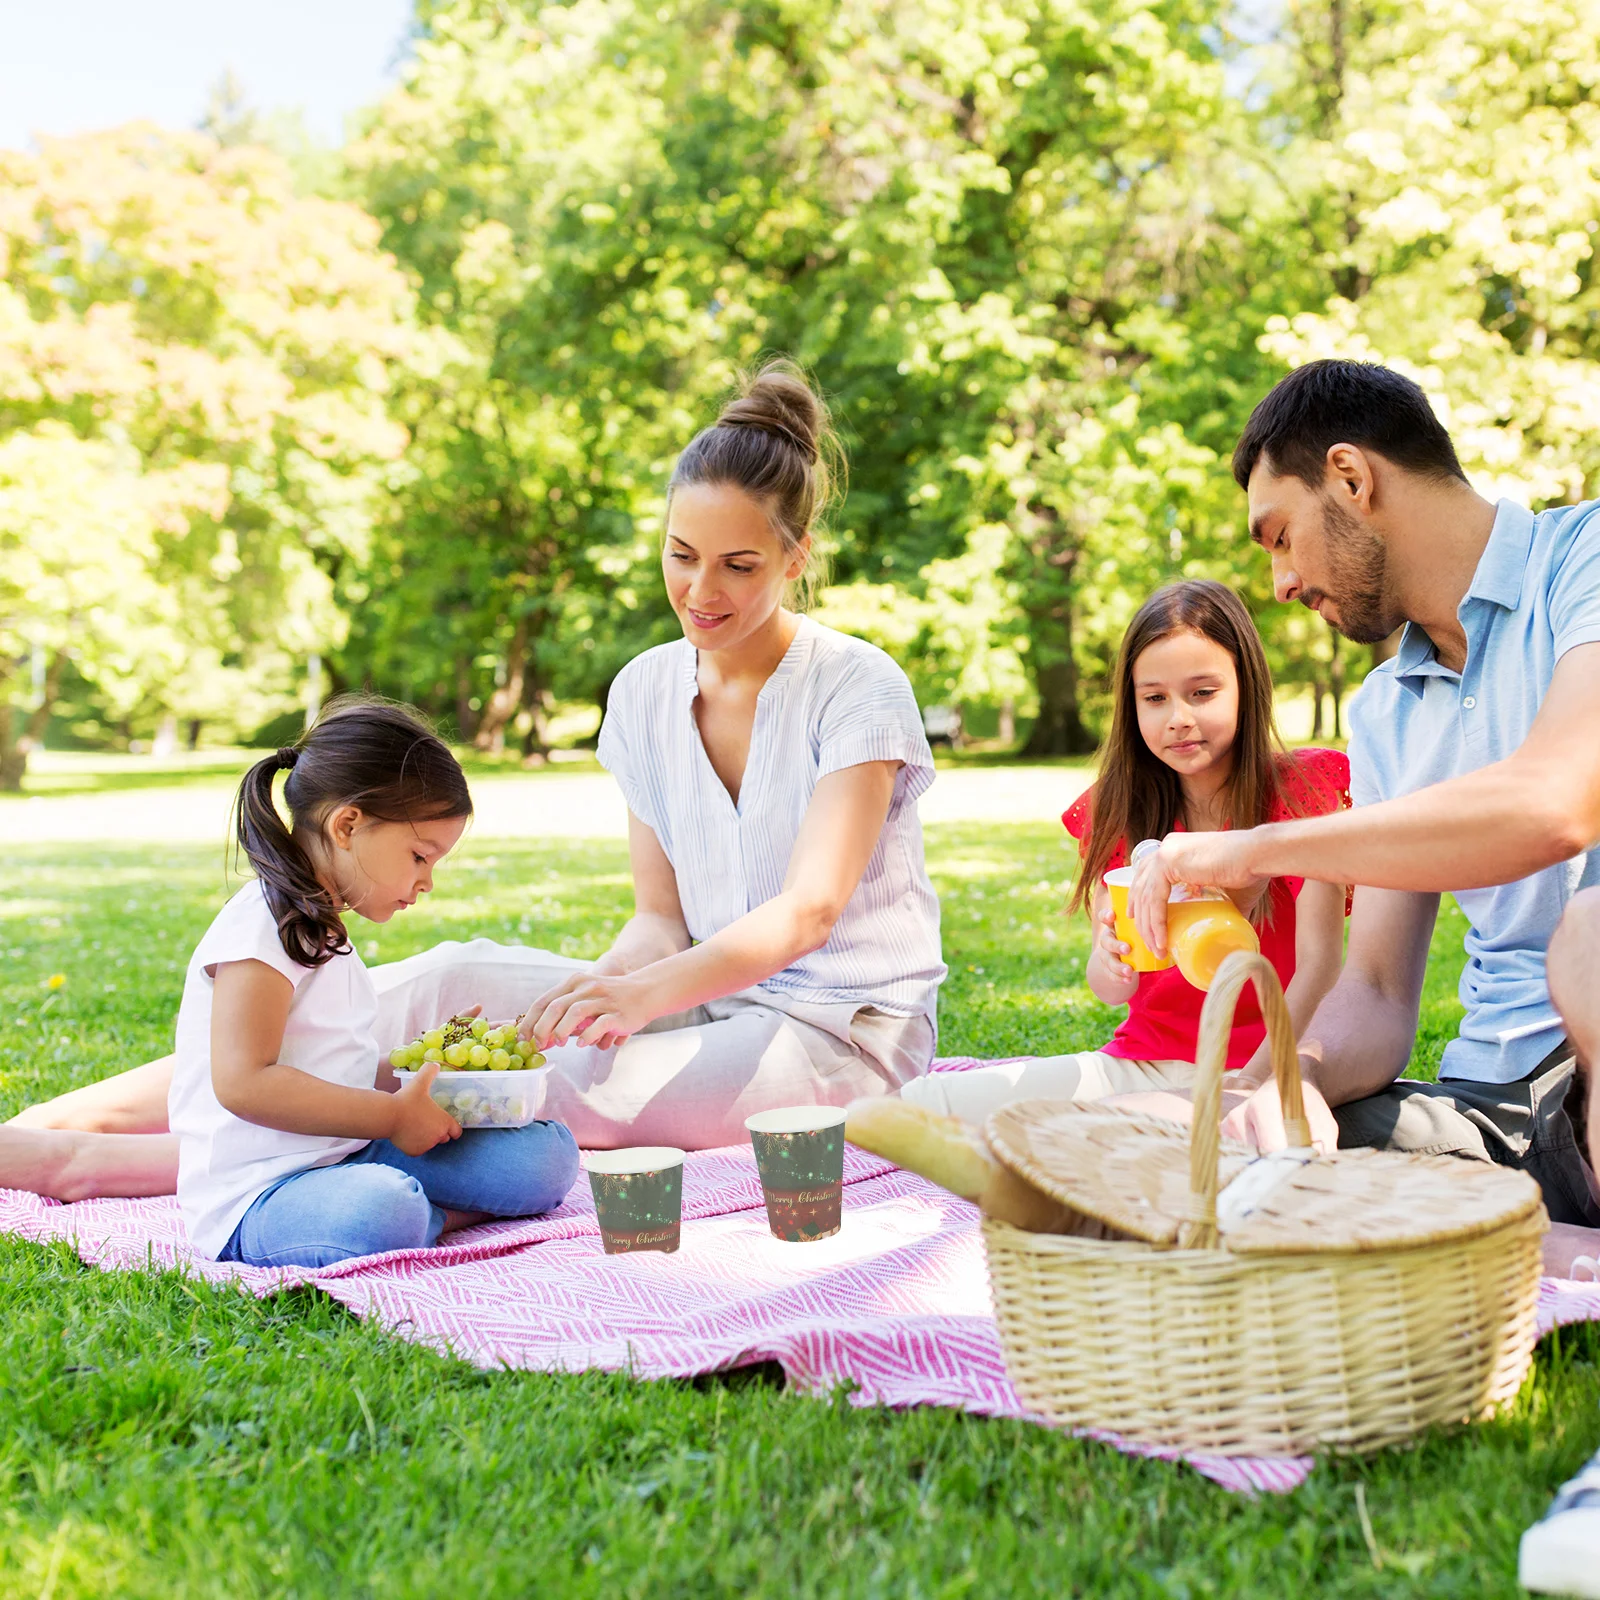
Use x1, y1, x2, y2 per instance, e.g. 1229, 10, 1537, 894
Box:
0, 126, 418, 785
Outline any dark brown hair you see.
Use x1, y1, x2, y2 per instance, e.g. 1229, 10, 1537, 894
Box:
1069, 581, 1296, 917
1232, 359, 1467, 490
234, 697, 472, 967
667, 357, 842, 605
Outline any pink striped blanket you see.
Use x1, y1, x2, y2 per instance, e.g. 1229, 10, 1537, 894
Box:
5, 1077, 1596, 1496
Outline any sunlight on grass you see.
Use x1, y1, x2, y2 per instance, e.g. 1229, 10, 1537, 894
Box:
0, 827, 1578, 1599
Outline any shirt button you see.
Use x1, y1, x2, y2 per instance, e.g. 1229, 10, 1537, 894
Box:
1463, 696, 1477, 709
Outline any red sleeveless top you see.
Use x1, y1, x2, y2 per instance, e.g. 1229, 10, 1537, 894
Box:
1061, 748, 1351, 1069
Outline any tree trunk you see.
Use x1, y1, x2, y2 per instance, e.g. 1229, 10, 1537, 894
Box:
1329, 632, 1346, 741
187, 718, 203, 751
455, 655, 479, 742
1371, 626, 1402, 669
0, 647, 64, 792
1021, 652, 1094, 756
1310, 679, 1326, 741
519, 652, 552, 767
474, 613, 531, 754
998, 697, 1016, 746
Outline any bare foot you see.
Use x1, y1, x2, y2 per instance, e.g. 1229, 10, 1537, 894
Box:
440, 1207, 490, 1235
1543, 1221, 1600, 1279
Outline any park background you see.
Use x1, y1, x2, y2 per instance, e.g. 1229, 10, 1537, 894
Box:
8, 0, 1600, 786
6, 3, 1600, 1596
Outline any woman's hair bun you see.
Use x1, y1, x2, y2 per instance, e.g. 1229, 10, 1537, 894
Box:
717, 361, 823, 463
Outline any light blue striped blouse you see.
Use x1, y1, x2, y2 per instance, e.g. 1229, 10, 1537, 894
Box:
596, 615, 947, 1022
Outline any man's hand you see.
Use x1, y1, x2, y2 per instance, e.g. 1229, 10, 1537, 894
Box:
520, 971, 658, 1051
386, 1062, 462, 1156
1221, 1070, 1339, 1155
1129, 830, 1270, 957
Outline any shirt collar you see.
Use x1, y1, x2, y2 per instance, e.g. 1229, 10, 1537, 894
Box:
679, 615, 812, 700
1389, 499, 1534, 694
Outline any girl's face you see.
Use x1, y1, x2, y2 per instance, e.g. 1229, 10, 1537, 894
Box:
316, 811, 468, 924
663, 483, 809, 653
1131, 629, 1240, 782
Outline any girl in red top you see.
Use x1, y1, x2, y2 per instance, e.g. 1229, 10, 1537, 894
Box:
904, 579, 1349, 1126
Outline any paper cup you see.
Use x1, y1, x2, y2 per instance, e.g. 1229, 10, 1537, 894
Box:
586, 1148, 685, 1254
1103, 866, 1175, 973
745, 1106, 847, 1242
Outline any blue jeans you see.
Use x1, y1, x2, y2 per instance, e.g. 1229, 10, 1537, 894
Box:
218, 1120, 580, 1268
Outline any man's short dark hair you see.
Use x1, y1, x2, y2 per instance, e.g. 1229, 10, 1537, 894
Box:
1231, 359, 1468, 490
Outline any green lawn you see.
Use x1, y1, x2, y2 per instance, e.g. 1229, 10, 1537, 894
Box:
1, 823, 1593, 1598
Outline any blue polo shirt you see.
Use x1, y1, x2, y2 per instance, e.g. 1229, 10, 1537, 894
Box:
1346, 497, 1600, 1084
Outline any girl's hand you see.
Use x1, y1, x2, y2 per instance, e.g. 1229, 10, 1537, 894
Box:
1091, 905, 1140, 999
386, 1062, 462, 1156
519, 972, 657, 1052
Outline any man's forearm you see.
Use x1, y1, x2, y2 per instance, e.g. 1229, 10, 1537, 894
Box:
1241, 755, 1594, 893
1293, 976, 1421, 1108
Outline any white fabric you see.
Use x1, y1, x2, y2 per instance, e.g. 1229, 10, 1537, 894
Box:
597, 614, 947, 1024
168, 880, 379, 1257
368, 938, 934, 1150
899, 1053, 1197, 1127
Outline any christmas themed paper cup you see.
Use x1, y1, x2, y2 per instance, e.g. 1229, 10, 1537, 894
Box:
745, 1106, 848, 1242
586, 1148, 685, 1255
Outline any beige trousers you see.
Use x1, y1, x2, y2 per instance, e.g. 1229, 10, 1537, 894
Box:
369, 939, 934, 1151
898, 1051, 1197, 1127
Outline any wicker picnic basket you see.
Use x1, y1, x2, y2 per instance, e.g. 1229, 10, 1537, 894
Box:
980, 950, 1548, 1456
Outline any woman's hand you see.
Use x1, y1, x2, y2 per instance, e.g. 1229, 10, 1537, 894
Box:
386, 1062, 462, 1156
519, 971, 658, 1051
1088, 904, 1141, 1004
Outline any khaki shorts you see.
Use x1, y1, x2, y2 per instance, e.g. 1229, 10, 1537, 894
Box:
1333, 1039, 1600, 1226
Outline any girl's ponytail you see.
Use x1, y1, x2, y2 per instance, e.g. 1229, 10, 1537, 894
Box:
236, 745, 350, 967
231, 700, 472, 969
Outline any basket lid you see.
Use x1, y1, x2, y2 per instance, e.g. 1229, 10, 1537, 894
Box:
985, 1099, 1546, 1253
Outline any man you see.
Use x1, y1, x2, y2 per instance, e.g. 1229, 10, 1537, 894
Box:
1127, 360, 1600, 1264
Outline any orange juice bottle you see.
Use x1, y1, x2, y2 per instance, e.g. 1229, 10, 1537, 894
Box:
1130, 840, 1260, 991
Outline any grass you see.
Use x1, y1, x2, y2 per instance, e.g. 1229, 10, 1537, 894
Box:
0, 821, 1592, 1597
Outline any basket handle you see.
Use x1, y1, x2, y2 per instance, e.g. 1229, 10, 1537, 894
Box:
1177, 948, 1309, 1250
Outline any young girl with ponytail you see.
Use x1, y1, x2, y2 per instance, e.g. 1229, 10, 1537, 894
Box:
166, 700, 577, 1266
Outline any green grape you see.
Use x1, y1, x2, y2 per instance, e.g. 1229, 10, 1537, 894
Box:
468, 1044, 490, 1068
444, 1042, 470, 1068
527, 1052, 547, 1069
488, 1048, 511, 1071
470, 1017, 490, 1040
388, 1046, 410, 1070
422, 1029, 445, 1051
422, 1046, 444, 1064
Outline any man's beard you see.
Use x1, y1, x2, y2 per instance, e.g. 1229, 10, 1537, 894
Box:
1309, 497, 1399, 645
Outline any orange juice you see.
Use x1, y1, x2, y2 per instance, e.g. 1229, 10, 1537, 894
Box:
1102, 866, 1175, 973
1166, 891, 1259, 991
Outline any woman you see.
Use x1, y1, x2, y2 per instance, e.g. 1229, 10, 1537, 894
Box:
7, 359, 945, 1184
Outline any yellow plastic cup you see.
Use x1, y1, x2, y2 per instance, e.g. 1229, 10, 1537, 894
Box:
1102, 866, 1175, 973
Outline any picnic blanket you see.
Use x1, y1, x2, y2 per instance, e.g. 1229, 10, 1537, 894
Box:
5, 1057, 1598, 1496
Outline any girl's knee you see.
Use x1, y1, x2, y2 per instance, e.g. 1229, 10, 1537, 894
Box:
503, 1120, 581, 1214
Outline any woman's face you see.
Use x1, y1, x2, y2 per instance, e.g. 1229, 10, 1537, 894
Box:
1131, 628, 1240, 782
663, 483, 809, 652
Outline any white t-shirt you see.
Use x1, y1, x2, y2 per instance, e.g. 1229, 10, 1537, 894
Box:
596, 615, 947, 1023
168, 879, 380, 1258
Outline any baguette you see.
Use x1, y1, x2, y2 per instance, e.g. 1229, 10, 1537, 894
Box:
844, 1096, 1096, 1234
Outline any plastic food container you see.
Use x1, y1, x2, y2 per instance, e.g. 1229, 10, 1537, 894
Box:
393, 1067, 548, 1129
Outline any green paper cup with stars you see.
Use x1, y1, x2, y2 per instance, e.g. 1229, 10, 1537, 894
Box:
745, 1106, 848, 1242
586, 1148, 685, 1255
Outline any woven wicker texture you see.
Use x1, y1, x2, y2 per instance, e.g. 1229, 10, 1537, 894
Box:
986, 1107, 1254, 1245
980, 950, 1548, 1455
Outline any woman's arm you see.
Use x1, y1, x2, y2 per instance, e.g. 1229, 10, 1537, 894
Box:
210, 960, 460, 1156
523, 761, 901, 1049
588, 812, 693, 977
1233, 878, 1346, 1087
